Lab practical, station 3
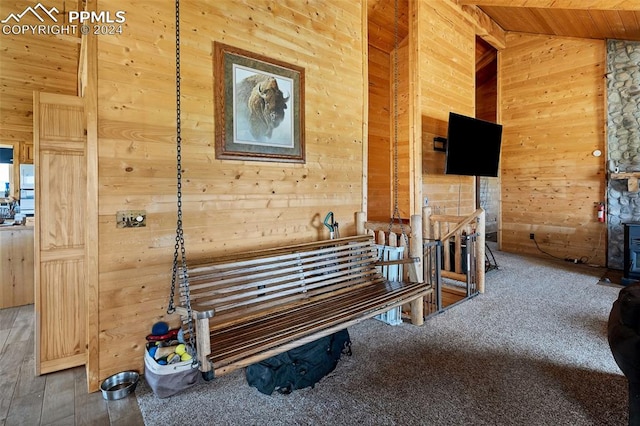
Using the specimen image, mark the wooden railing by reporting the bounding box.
[355,212,423,284]
[355,207,486,320]
[424,207,486,294]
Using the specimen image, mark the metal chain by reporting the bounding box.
[168,0,182,316]
[388,0,409,248]
[168,0,197,366]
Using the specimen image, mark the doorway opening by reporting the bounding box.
[475,36,499,243]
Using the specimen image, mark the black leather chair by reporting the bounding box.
[608,283,640,426]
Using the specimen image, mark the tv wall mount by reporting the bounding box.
[433,136,447,152]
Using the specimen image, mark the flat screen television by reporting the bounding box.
[444,112,503,177]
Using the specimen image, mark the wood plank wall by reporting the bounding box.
[396,39,411,219]
[0,0,612,390]
[500,33,606,264]
[95,0,366,384]
[367,31,410,221]
[418,0,476,216]
[476,73,497,121]
[0,1,79,194]
[367,45,391,221]
[0,228,34,308]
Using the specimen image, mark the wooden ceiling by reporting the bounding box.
[367,0,640,52]
[368,0,409,52]
[367,1,640,91]
[460,0,640,41]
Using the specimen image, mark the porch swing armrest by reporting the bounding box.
[374,257,421,267]
[174,306,216,320]
[174,305,215,378]
[375,257,423,284]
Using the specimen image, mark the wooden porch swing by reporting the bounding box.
[167,0,432,381]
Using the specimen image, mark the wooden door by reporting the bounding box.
[33,92,87,374]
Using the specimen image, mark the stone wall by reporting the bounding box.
[607,39,640,269]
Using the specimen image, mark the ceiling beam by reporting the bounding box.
[457,0,640,10]
[477,49,497,71]
[459,4,506,49]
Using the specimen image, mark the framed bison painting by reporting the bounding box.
[214,42,305,163]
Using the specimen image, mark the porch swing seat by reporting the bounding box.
[174,235,431,379]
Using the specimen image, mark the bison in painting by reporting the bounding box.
[235,74,290,142]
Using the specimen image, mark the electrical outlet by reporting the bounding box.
[117,210,146,228]
[529,233,535,240]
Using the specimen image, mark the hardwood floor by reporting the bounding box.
[0,305,144,426]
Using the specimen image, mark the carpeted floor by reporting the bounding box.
[136,247,628,426]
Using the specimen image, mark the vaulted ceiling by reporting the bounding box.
[367,0,640,54]
[460,1,640,41]
[368,0,640,88]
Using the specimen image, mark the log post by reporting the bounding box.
[443,223,451,272]
[175,307,213,379]
[422,206,432,241]
[410,297,424,326]
[196,316,213,378]
[356,211,366,236]
[410,214,423,283]
[454,229,462,273]
[476,209,486,294]
[422,206,432,287]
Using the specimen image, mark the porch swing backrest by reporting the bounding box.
[174,235,431,378]
[184,236,382,327]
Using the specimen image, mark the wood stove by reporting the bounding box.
[623,222,640,285]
